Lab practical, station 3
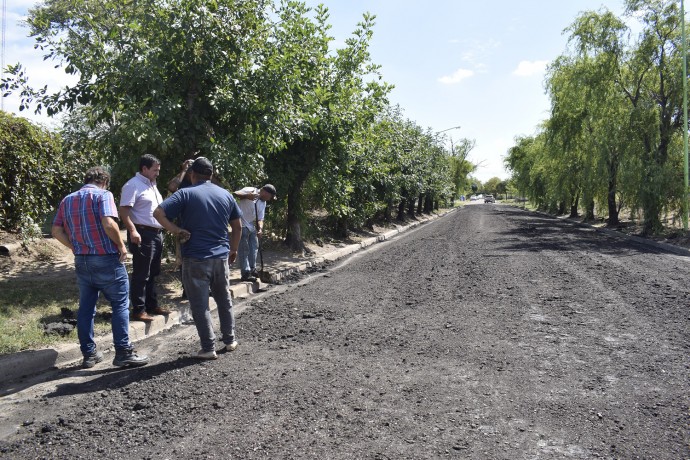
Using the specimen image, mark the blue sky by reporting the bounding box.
[2,0,630,182]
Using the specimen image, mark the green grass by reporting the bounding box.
[0,269,181,355]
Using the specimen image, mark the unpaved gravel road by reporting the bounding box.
[0,204,688,459]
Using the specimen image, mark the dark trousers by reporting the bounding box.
[128,229,163,314]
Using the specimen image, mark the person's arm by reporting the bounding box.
[153,206,190,242]
[51,225,74,252]
[256,218,264,236]
[234,187,259,200]
[119,206,141,245]
[168,159,193,193]
[101,216,128,263]
[228,218,242,264]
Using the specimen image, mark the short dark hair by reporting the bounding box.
[139,154,161,171]
[84,166,110,186]
[190,157,213,176]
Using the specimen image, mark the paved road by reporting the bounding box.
[0,204,688,459]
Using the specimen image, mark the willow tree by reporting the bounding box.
[590,1,685,234]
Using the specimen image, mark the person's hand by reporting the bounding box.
[118,245,128,263]
[130,230,142,245]
[228,250,237,264]
[181,159,193,172]
[178,229,191,244]
[257,228,263,236]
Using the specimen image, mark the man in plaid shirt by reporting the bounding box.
[52,166,149,369]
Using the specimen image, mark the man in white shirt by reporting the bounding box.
[234,184,277,281]
[120,154,169,322]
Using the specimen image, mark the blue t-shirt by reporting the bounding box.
[160,181,242,259]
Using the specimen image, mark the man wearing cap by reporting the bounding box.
[233,184,277,281]
[120,154,169,322]
[153,157,243,359]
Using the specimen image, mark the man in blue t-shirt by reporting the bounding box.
[154,157,242,360]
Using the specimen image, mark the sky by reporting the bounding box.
[1,0,631,183]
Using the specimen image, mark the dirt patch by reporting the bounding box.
[0,235,74,280]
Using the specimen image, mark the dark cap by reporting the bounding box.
[191,157,213,175]
[261,184,277,198]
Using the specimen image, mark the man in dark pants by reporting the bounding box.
[120,154,170,322]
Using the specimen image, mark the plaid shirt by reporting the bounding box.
[53,184,120,255]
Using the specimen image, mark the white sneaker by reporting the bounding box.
[192,349,218,360]
[225,341,238,352]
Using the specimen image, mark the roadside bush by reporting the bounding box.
[0,111,88,236]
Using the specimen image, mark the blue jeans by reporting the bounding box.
[182,257,236,352]
[74,254,132,355]
[238,226,258,277]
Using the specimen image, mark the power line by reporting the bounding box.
[1,0,6,111]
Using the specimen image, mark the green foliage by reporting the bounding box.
[506,1,687,232]
[0,111,87,235]
[1,0,474,244]
[5,0,272,188]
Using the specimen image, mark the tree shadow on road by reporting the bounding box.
[494,207,683,256]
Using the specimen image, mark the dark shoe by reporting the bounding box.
[191,349,218,360]
[82,351,103,369]
[131,311,155,322]
[240,274,257,282]
[148,306,171,315]
[113,348,149,367]
[250,269,260,278]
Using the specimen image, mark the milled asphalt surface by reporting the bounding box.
[0,212,451,391]
[1,204,687,393]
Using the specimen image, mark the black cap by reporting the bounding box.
[261,184,277,198]
[191,157,213,175]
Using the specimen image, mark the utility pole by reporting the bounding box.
[1,0,6,112]
[682,0,689,230]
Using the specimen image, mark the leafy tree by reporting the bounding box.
[0,111,87,236]
[3,0,271,188]
[262,4,390,249]
[483,177,503,196]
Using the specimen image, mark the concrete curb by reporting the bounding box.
[0,208,456,388]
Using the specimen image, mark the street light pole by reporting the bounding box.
[437,125,461,155]
[437,125,461,134]
[682,0,689,230]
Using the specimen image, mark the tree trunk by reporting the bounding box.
[424,193,433,213]
[407,195,416,217]
[385,198,393,222]
[558,201,566,215]
[584,198,595,221]
[397,189,407,221]
[285,183,306,252]
[416,193,424,215]
[569,191,580,218]
[334,217,348,238]
[267,139,319,252]
[606,159,620,226]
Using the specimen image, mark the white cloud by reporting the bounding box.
[512,60,548,77]
[438,68,474,85]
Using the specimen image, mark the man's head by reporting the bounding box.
[259,184,277,202]
[189,157,213,182]
[139,154,161,182]
[84,166,111,188]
